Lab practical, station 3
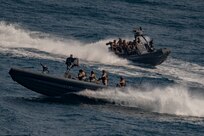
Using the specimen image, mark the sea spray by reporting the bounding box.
[0,21,128,65]
[0,47,64,61]
[1,21,204,89]
[78,85,204,117]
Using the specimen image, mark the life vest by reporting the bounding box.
[101,72,108,85]
[78,71,86,80]
[120,79,126,87]
[90,73,96,82]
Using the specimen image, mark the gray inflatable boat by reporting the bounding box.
[106,28,171,66]
[9,67,107,96]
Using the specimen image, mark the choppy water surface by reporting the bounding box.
[0,0,204,135]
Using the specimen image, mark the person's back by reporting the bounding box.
[66,54,74,69]
[117,38,122,46]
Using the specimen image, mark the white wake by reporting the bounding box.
[79,85,204,117]
[1,21,204,86]
[0,21,128,65]
[1,21,204,117]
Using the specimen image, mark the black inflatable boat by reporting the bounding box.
[9,67,107,97]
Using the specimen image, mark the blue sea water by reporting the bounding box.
[0,0,204,135]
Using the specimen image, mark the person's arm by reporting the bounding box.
[102,73,106,78]
[78,73,82,78]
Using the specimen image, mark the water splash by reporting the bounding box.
[96,58,204,87]
[79,85,204,117]
[0,21,128,65]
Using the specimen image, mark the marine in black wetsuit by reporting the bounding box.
[65,54,79,70]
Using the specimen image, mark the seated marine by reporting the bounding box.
[98,70,108,86]
[118,76,126,87]
[149,39,154,51]
[111,40,117,51]
[117,38,123,46]
[78,69,86,81]
[116,76,126,87]
[89,71,97,83]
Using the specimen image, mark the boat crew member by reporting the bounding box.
[40,63,49,74]
[149,39,154,51]
[122,40,129,54]
[117,38,123,46]
[65,54,75,70]
[89,71,97,83]
[139,26,143,31]
[134,27,143,41]
[78,69,86,81]
[98,70,108,86]
[112,40,117,51]
[115,38,123,53]
[106,40,118,52]
[136,37,141,44]
[118,76,126,87]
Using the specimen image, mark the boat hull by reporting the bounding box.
[115,48,171,66]
[9,68,106,96]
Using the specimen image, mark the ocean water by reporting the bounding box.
[0,0,204,135]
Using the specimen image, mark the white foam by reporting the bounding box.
[97,57,204,86]
[156,58,204,85]
[0,21,128,65]
[1,22,204,117]
[79,85,204,117]
[0,47,63,61]
[1,22,203,86]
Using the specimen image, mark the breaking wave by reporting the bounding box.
[0,21,128,65]
[79,85,204,117]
